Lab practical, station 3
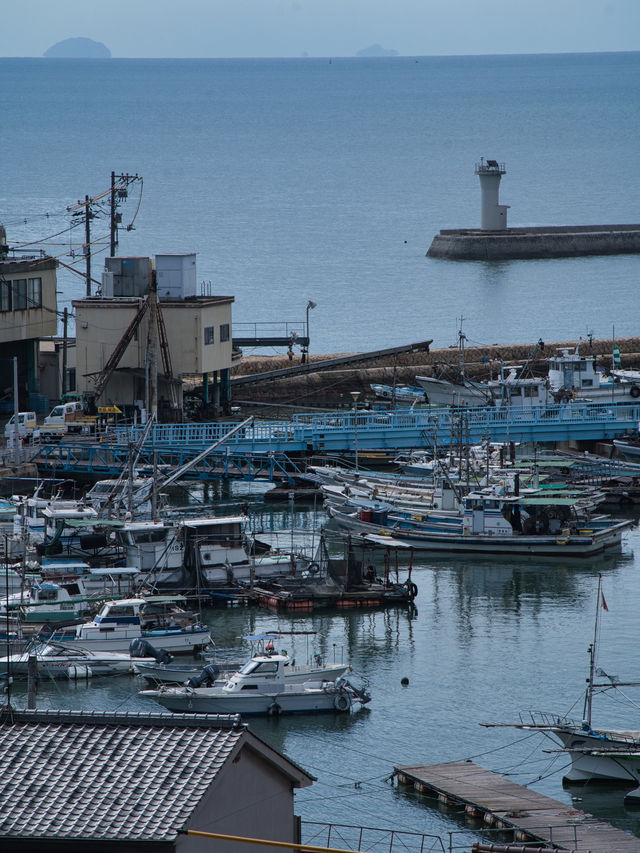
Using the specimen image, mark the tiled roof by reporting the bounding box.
[0,708,246,842]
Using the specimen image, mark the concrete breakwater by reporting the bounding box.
[231,336,640,408]
[427,224,640,260]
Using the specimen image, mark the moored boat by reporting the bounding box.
[139,649,370,716]
[47,596,212,654]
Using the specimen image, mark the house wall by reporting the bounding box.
[73,296,233,406]
[0,259,58,343]
[178,745,299,853]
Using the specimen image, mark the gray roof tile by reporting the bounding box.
[0,708,247,842]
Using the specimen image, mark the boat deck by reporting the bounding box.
[394,761,640,852]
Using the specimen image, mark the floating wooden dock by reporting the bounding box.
[394,761,640,852]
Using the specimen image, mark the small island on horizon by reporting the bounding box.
[44,37,111,58]
[356,44,399,57]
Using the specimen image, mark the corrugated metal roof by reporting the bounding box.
[0,709,250,842]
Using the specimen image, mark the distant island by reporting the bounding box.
[43,38,111,58]
[356,44,399,57]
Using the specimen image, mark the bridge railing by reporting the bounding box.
[111,400,640,450]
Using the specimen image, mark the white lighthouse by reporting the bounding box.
[475,158,509,230]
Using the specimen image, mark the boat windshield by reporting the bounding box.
[238,659,279,676]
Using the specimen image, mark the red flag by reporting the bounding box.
[601,591,609,611]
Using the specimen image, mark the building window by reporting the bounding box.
[66,368,76,392]
[0,281,11,312]
[220,323,230,342]
[12,279,27,310]
[204,326,215,345]
[28,277,42,307]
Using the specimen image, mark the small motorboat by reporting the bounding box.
[134,634,351,685]
[139,649,370,716]
[47,596,212,654]
[0,640,147,679]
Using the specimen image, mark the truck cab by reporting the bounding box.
[4,411,38,443]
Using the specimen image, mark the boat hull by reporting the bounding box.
[50,626,212,654]
[328,507,631,557]
[141,684,357,715]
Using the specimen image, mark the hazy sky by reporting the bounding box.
[3,0,639,58]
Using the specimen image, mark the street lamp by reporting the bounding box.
[306,300,317,358]
[350,390,361,472]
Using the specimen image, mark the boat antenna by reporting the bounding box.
[583,574,604,728]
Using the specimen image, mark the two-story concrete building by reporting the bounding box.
[73,254,234,420]
[0,226,58,412]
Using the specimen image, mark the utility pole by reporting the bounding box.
[62,307,68,396]
[148,272,158,420]
[84,195,91,296]
[109,172,142,257]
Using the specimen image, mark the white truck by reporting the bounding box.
[40,401,97,440]
[4,411,39,445]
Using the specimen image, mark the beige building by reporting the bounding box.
[0,228,59,412]
[73,292,234,417]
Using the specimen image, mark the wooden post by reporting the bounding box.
[27,654,37,709]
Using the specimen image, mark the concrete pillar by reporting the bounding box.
[203,372,209,404]
[475,158,509,230]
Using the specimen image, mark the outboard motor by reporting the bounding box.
[187,663,220,688]
[129,638,173,664]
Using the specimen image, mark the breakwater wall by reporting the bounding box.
[231,336,640,408]
[427,224,640,260]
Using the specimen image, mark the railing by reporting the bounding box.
[233,320,307,340]
[302,822,446,853]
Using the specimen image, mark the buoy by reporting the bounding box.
[401,677,409,686]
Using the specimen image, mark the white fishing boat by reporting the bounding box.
[484,577,640,802]
[47,596,212,654]
[0,640,144,679]
[134,632,351,685]
[139,649,370,716]
[416,344,640,408]
[0,579,98,624]
[370,383,425,403]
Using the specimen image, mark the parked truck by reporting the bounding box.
[40,401,98,439]
[4,411,39,445]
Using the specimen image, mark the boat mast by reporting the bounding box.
[583,574,603,728]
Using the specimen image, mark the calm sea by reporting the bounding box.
[2,52,640,352]
[4,53,640,843]
[7,484,640,844]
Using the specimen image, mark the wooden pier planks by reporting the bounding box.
[394,761,640,852]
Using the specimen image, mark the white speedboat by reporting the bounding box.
[0,640,144,678]
[47,596,211,654]
[134,636,351,685]
[139,650,370,716]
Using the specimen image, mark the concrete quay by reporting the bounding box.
[230,336,640,408]
[427,223,640,260]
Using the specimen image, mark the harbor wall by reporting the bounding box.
[427,224,640,260]
[230,336,640,408]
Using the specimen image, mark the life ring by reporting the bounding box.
[267,701,281,717]
[334,692,351,712]
[630,385,640,399]
[307,562,320,574]
[407,582,418,599]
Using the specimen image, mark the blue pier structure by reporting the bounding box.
[32,400,640,482]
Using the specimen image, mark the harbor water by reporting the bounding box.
[2,52,640,351]
[6,482,640,845]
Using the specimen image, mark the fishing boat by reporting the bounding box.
[370,383,426,404]
[0,639,145,679]
[484,577,640,802]
[327,483,632,558]
[134,632,351,685]
[0,579,99,624]
[415,344,640,408]
[139,648,370,716]
[47,596,212,654]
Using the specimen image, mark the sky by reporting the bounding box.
[2,0,639,58]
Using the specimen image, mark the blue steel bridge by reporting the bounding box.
[32,400,640,482]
